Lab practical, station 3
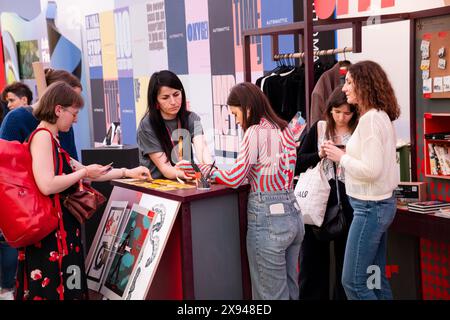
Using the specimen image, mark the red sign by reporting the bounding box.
[314,0,336,19]
[315,0,396,19]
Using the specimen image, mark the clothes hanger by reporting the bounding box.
[339,47,351,67]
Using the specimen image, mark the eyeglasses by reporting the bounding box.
[63,107,79,119]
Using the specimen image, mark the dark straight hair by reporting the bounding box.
[2,81,33,104]
[324,85,358,140]
[145,70,190,164]
[226,82,287,131]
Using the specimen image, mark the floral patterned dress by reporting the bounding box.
[15,143,88,300]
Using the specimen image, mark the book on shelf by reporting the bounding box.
[427,143,450,175]
[433,145,450,175]
[428,143,440,175]
[424,132,450,140]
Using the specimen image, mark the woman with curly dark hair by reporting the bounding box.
[323,61,400,300]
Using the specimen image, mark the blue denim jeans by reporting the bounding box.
[246,190,304,300]
[342,194,396,300]
[0,235,18,289]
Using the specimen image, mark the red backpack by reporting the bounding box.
[0,128,60,248]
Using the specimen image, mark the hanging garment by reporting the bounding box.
[310,61,350,124]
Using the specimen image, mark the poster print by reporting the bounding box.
[233,0,263,75]
[86,201,128,292]
[165,0,188,74]
[212,74,240,160]
[124,194,181,300]
[185,0,211,74]
[101,204,155,300]
[261,0,294,73]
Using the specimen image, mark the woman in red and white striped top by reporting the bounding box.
[178,82,304,300]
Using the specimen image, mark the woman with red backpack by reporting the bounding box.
[15,82,150,300]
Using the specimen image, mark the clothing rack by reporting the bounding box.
[242,2,450,181]
[273,47,353,61]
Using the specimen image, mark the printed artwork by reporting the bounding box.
[125,194,181,300]
[86,201,128,292]
[17,40,40,79]
[118,178,196,191]
[101,203,155,300]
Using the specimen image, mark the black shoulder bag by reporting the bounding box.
[312,163,348,242]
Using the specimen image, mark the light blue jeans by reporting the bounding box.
[246,190,304,300]
[342,194,396,300]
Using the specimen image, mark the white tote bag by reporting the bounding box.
[294,160,331,226]
[294,121,330,226]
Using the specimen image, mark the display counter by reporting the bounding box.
[89,180,251,300]
[387,209,450,300]
[390,209,450,243]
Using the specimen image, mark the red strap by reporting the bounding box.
[29,128,67,300]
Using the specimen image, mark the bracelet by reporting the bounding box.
[121,168,127,178]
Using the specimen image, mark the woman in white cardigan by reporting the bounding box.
[323,60,400,300]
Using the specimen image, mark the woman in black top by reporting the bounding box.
[296,85,358,300]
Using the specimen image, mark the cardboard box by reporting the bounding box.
[394,182,427,210]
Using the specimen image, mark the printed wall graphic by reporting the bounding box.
[125,194,181,300]
[129,3,152,77]
[17,40,39,79]
[46,1,82,79]
[99,11,118,80]
[134,76,150,127]
[1,8,48,99]
[208,0,235,75]
[212,74,239,160]
[86,201,129,292]
[114,7,137,145]
[104,79,120,129]
[185,0,211,74]
[165,0,188,74]
[261,0,294,73]
[85,13,106,143]
[2,30,20,84]
[233,0,263,75]
[101,203,155,300]
[146,0,168,71]
[183,74,215,155]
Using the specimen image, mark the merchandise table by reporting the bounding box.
[92,180,251,300]
[390,209,450,243]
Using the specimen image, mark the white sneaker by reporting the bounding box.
[0,289,15,300]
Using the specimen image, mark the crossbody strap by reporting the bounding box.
[28,128,67,300]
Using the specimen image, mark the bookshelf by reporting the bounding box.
[423,113,450,179]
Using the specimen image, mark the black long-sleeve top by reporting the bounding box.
[295,121,321,175]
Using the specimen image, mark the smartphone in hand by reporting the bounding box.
[334,144,345,149]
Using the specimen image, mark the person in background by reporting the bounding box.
[0,99,7,127]
[0,68,80,160]
[137,70,212,180]
[16,81,150,300]
[1,82,33,111]
[296,85,358,300]
[324,60,400,300]
[0,82,34,300]
[178,82,304,300]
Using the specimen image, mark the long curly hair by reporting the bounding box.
[348,61,400,121]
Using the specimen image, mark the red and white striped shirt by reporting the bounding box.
[199,118,297,192]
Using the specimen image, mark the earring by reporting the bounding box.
[156,104,160,110]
